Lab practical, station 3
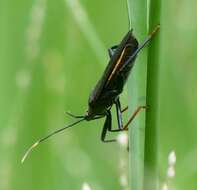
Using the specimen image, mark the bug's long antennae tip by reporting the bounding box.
[21,141,39,164]
[21,118,85,164]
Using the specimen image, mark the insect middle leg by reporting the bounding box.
[101,110,116,143]
[101,106,146,143]
[121,106,128,113]
[115,98,123,130]
[109,105,146,132]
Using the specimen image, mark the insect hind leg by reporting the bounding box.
[101,106,146,143]
[123,106,146,130]
[109,105,146,132]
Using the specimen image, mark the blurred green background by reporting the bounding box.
[0,0,197,190]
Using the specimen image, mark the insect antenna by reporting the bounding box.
[21,118,85,163]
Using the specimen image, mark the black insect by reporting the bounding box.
[22,25,160,163]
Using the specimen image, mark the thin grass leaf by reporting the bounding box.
[143,0,161,189]
[127,0,148,190]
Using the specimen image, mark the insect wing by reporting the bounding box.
[89,31,138,105]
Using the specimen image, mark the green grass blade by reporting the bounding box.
[127,0,148,190]
[144,0,161,189]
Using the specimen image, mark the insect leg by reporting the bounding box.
[115,98,123,130]
[108,106,146,133]
[121,106,128,113]
[65,111,84,119]
[106,101,128,133]
[123,106,146,130]
[120,25,160,72]
[101,110,116,143]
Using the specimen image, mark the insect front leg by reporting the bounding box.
[101,110,116,143]
[65,112,84,119]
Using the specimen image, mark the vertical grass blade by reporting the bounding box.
[144,0,161,189]
[127,0,148,190]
